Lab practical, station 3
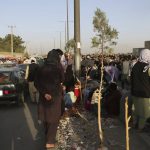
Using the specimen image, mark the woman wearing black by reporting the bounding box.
[34,49,64,149]
[63,64,76,93]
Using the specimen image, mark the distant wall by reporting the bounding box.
[0,52,23,57]
[145,41,150,49]
[132,48,144,56]
[132,41,150,56]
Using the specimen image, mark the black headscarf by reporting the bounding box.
[45,49,63,65]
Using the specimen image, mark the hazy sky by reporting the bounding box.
[0,0,150,54]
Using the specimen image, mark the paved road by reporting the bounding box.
[103,122,150,150]
[0,101,45,150]
[0,100,150,150]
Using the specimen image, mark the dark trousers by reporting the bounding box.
[44,122,59,144]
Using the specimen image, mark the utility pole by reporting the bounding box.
[66,0,69,42]
[74,0,81,78]
[60,32,62,49]
[8,25,16,56]
[54,38,56,49]
[64,21,67,45]
[58,21,67,45]
[25,41,30,55]
[59,20,73,50]
[57,31,63,49]
[40,44,43,56]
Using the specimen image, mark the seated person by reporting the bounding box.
[103,82,122,117]
[64,87,77,109]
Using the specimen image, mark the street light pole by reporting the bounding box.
[58,21,67,45]
[57,31,63,49]
[74,0,81,78]
[66,0,69,42]
[25,41,30,54]
[54,38,56,49]
[60,32,62,49]
[65,21,67,45]
[8,25,16,56]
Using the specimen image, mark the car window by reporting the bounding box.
[0,72,10,83]
[19,64,27,70]
[17,71,23,79]
[10,72,15,82]
[10,72,19,83]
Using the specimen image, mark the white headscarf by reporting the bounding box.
[139,49,150,72]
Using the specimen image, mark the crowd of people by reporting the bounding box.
[0,56,21,64]
[80,50,150,131]
[1,48,150,149]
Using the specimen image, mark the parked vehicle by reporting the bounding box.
[18,64,29,98]
[0,67,25,105]
[18,63,29,74]
[0,63,17,68]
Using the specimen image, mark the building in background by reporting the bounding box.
[132,40,150,56]
[145,41,150,49]
[132,48,144,56]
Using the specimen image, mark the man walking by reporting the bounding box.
[25,59,39,103]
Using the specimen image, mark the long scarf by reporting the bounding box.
[139,49,150,72]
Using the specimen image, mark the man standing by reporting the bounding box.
[131,49,150,129]
[25,59,39,103]
[122,56,130,89]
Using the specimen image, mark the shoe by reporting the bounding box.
[46,147,55,150]
[46,144,55,149]
[46,148,55,150]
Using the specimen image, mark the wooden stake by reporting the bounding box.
[98,34,104,148]
[98,60,104,147]
[125,97,131,150]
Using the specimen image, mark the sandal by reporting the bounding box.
[46,148,55,150]
[46,144,55,149]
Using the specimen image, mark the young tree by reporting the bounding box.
[65,38,75,52]
[106,47,114,55]
[92,8,118,53]
[91,8,118,149]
